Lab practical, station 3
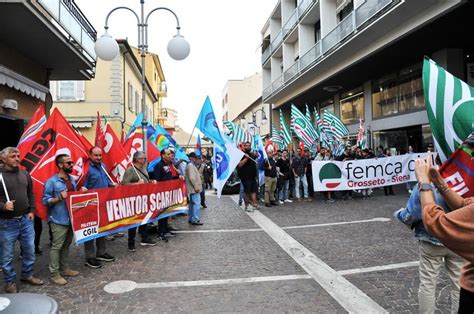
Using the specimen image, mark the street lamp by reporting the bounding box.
[252,108,268,125]
[94,0,190,155]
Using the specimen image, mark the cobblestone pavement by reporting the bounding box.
[1,186,455,313]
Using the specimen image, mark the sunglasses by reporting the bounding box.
[63,161,74,165]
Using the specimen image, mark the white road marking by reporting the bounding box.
[175,228,262,234]
[247,210,387,313]
[175,217,390,234]
[338,261,419,276]
[281,218,390,230]
[104,261,420,294]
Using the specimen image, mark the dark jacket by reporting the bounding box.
[263,157,277,178]
[0,165,35,218]
[152,159,180,182]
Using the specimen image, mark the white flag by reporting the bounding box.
[212,132,244,198]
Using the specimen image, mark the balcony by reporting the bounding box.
[261,0,319,65]
[0,0,97,80]
[263,0,397,101]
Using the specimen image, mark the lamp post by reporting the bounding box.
[251,108,268,136]
[94,0,190,156]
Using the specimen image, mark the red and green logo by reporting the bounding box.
[319,163,342,189]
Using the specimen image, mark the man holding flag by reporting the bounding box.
[0,147,44,293]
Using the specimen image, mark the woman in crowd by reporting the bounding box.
[415,134,474,312]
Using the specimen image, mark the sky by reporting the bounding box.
[76,0,277,134]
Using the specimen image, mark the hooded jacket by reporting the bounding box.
[0,164,35,218]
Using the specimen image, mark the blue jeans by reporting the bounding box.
[294,175,308,199]
[188,193,201,223]
[0,215,35,283]
[279,179,290,201]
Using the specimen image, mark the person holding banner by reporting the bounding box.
[122,151,157,252]
[0,147,44,293]
[43,154,82,285]
[151,148,182,242]
[82,147,116,269]
[415,137,474,313]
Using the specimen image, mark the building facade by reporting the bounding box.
[222,72,271,138]
[52,40,166,142]
[261,0,473,153]
[0,0,96,149]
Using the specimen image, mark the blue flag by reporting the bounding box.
[195,96,225,147]
[196,134,202,157]
[255,135,267,186]
[125,113,155,141]
[147,124,189,171]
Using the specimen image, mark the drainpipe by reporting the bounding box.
[122,50,129,132]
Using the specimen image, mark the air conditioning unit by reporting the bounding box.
[1,99,18,110]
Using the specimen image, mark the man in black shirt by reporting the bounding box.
[276,150,292,203]
[263,148,278,207]
[237,142,258,212]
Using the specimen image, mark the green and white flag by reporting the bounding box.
[422,56,474,162]
[279,109,292,147]
[323,110,349,139]
[223,120,252,144]
[291,104,318,148]
[271,124,285,149]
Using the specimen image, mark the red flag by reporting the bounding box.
[94,112,105,148]
[123,128,160,163]
[101,124,131,183]
[299,141,305,152]
[18,102,46,147]
[439,147,474,197]
[19,108,90,219]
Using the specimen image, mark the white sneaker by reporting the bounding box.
[279,200,284,204]
[284,199,293,203]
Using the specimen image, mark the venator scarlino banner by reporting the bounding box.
[67,179,187,244]
[312,153,435,191]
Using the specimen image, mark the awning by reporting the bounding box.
[0,65,49,101]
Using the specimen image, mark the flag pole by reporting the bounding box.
[0,173,10,202]
[101,165,117,185]
[185,125,197,151]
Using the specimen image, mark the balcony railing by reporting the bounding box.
[322,12,355,54]
[262,46,271,64]
[284,59,300,83]
[282,10,298,38]
[38,0,97,61]
[261,0,319,65]
[263,0,397,101]
[300,41,321,71]
[270,29,283,52]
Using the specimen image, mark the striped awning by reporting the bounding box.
[0,65,49,101]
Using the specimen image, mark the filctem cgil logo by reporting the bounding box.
[319,163,342,189]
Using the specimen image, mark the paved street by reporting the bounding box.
[2,186,455,313]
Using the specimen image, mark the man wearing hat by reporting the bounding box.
[186,152,203,225]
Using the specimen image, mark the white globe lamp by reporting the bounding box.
[167,32,190,61]
[94,31,119,61]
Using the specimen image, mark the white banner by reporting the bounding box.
[312,153,436,191]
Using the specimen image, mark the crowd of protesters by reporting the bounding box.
[236,141,422,211]
[0,145,213,293]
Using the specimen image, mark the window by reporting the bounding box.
[128,83,133,112]
[372,63,424,119]
[319,99,334,114]
[337,0,353,22]
[55,81,85,101]
[340,87,364,125]
[314,21,321,43]
[135,91,140,114]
